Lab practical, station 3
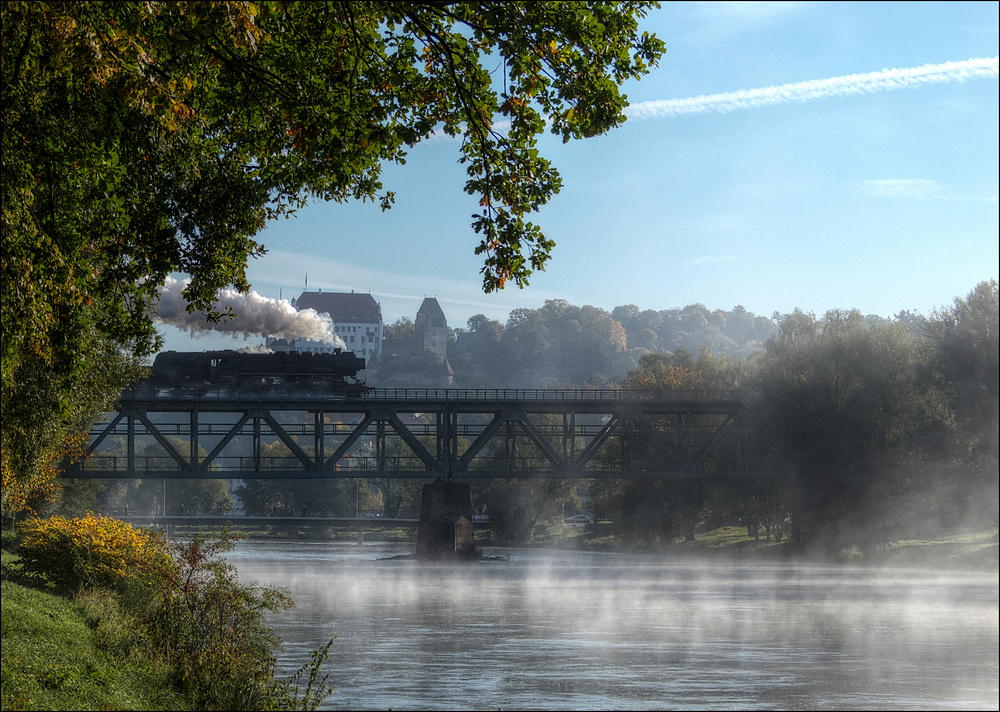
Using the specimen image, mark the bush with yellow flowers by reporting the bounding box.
[16,514,174,594]
[12,516,332,710]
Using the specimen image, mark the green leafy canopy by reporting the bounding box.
[1,1,664,383]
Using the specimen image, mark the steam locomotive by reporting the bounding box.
[144,349,369,396]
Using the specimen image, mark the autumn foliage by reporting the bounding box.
[0,434,88,518]
[16,514,173,593]
[11,516,322,709]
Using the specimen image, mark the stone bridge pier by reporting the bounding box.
[416,479,476,559]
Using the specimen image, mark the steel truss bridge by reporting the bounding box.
[64,387,767,480]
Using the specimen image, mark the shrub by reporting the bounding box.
[278,638,335,712]
[149,531,294,711]
[16,514,173,594]
[14,518,330,710]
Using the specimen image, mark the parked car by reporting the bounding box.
[564,514,592,524]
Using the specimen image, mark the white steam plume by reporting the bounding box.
[626,57,999,120]
[154,277,346,347]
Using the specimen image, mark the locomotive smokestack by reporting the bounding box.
[153,276,346,347]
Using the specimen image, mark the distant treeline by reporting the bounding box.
[375,298,922,389]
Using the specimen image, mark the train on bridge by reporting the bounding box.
[143,350,369,396]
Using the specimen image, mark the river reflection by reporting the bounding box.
[227,540,998,711]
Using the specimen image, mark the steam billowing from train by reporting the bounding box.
[153,276,346,348]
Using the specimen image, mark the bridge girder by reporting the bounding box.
[64,388,767,480]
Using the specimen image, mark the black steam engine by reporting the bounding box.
[145,350,369,397]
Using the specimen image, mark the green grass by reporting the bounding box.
[553,522,999,568]
[866,530,999,569]
[1,576,190,711]
[2,524,334,712]
[161,523,417,542]
[617,524,795,555]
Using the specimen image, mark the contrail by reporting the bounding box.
[154,276,346,347]
[626,57,999,120]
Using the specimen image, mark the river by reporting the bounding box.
[227,540,998,710]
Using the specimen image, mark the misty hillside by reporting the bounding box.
[374,298,920,389]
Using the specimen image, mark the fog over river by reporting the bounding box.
[227,541,998,711]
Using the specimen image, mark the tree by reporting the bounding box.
[616,348,738,542]
[922,280,999,527]
[575,305,627,377]
[368,476,425,519]
[95,436,233,515]
[467,314,497,333]
[1,336,144,520]
[622,350,706,391]
[607,478,703,546]
[924,281,999,465]
[611,304,640,327]
[383,317,417,355]
[752,309,943,547]
[235,477,356,517]
[474,477,572,546]
[3,2,663,509]
[497,307,548,379]
[2,1,664,387]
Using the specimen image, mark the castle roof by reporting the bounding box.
[416,297,447,329]
[295,291,381,324]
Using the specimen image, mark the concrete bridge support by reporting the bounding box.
[416,480,476,559]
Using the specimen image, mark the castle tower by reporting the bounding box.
[415,297,449,361]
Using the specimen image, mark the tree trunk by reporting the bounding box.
[682,510,696,542]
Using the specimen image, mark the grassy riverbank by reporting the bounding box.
[1,553,189,711]
[141,520,1000,571]
[856,529,999,569]
[537,524,1000,570]
[2,518,331,712]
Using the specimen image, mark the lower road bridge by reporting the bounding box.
[117,515,421,528]
[115,514,491,546]
[64,387,766,481]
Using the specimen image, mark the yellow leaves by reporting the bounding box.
[18,513,174,592]
[54,16,78,43]
[499,96,528,115]
[172,101,196,120]
[158,75,198,124]
[0,452,35,516]
[167,75,195,94]
[0,433,84,516]
[644,365,706,391]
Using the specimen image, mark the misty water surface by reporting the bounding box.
[228,541,998,711]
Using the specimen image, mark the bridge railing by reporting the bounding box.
[120,385,741,403]
[366,388,738,401]
[76,454,624,475]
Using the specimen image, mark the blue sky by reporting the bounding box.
[159,1,998,352]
